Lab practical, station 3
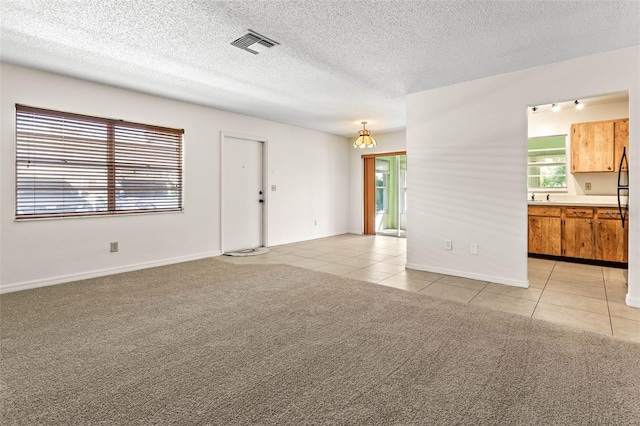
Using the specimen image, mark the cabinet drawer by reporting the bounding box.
[528,206,561,217]
[597,209,624,220]
[565,208,593,218]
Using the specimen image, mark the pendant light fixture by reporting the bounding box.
[353,121,377,149]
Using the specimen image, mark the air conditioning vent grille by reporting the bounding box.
[231,30,279,55]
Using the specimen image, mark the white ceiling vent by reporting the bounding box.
[231,30,279,55]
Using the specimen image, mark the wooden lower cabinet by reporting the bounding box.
[528,205,628,263]
[564,218,595,259]
[595,209,628,262]
[528,207,561,256]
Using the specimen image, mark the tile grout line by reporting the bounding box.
[466,282,489,305]
[530,260,555,318]
[602,266,615,336]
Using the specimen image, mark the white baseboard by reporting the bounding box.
[0,251,222,294]
[626,293,640,308]
[405,263,529,288]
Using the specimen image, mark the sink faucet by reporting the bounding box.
[530,192,550,202]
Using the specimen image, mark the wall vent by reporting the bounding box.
[231,30,279,55]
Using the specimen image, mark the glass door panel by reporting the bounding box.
[375,155,406,238]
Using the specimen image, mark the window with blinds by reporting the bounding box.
[15,105,184,219]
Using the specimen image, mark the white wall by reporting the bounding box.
[0,63,350,292]
[407,46,640,308]
[529,98,629,196]
[348,130,406,233]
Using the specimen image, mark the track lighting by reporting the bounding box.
[531,106,538,114]
[574,100,584,110]
[551,103,560,112]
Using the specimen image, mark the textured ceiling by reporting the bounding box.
[1,0,638,137]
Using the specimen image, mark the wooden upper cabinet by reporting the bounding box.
[571,118,628,173]
[571,121,615,172]
[614,119,629,172]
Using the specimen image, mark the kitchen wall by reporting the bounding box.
[348,130,406,233]
[0,63,350,292]
[528,98,629,197]
[407,45,639,307]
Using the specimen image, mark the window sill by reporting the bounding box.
[14,208,185,222]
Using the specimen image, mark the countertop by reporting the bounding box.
[527,194,620,208]
[527,201,619,208]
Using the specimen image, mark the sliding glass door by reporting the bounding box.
[374,154,406,237]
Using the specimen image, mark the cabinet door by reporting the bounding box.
[596,210,628,262]
[614,119,629,172]
[528,216,561,255]
[563,218,595,259]
[571,121,615,173]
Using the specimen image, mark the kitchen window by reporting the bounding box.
[527,135,567,190]
[15,105,184,219]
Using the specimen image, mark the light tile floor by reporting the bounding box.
[219,234,639,343]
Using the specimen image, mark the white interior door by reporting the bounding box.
[222,136,264,252]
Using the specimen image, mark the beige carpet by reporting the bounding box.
[2,258,639,425]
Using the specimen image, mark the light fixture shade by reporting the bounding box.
[353,135,377,148]
[353,121,377,148]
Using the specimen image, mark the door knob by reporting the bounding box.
[259,191,263,195]
[259,199,264,203]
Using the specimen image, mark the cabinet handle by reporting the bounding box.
[598,221,602,225]
[607,166,612,170]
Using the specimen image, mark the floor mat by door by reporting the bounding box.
[223,247,270,256]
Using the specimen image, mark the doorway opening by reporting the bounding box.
[526,92,629,279]
[363,151,406,237]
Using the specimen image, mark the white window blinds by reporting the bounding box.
[16,105,184,218]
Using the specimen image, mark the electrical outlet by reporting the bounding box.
[271,185,277,191]
[585,182,591,191]
[470,244,478,255]
[444,240,452,250]
[314,219,317,226]
[110,242,118,253]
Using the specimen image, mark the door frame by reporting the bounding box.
[220,132,269,253]
[362,151,406,235]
